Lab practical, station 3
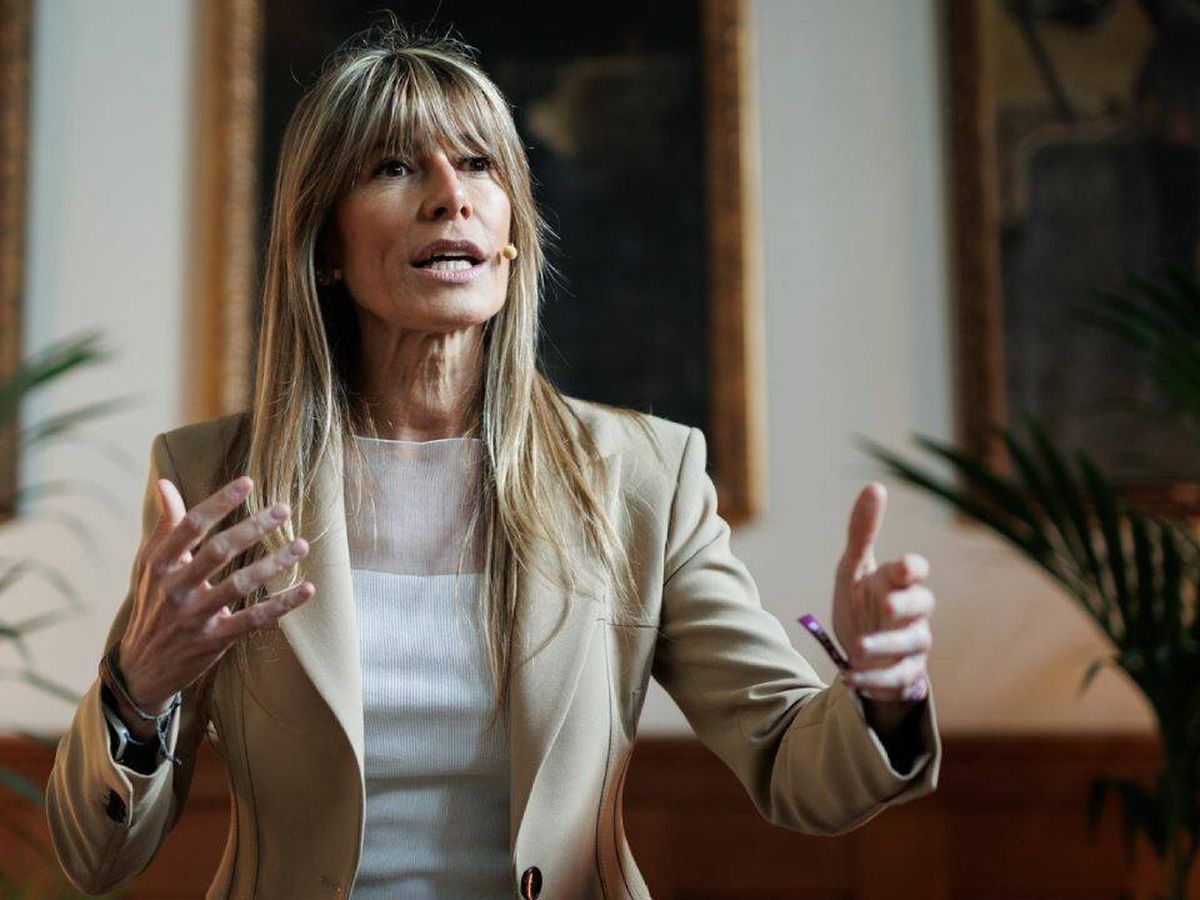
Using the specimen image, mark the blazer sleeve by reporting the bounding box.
[650,425,943,837]
[44,432,211,895]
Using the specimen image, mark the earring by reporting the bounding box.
[501,243,518,261]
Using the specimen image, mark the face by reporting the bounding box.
[323,138,513,332]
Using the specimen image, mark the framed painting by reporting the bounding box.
[0,0,31,525]
[945,0,1200,521]
[192,0,763,525]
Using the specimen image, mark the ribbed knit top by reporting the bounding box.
[346,434,510,899]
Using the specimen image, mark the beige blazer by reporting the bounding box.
[45,395,942,899]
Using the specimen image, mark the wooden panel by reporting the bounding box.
[1,734,1191,898]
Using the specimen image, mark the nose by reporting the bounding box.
[419,150,472,221]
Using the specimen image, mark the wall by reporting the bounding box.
[8,0,193,735]
[4,0,1156,737]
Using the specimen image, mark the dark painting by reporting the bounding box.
[986,0,1200,485]
[259,0,710,436]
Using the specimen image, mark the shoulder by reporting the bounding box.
[155,396,703,490]
[160,412,249,460]
[158,410,251,499]
[558,393,695,469]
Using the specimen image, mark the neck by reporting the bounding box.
[356,323,484,441]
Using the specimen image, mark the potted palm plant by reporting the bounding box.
[854,265,1200,899]
[0,328,139,898]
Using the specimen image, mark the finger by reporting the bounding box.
[846,652,927,692]
[194,534,310,617]
[155,478,188,532]
[205,581,315,645]
[853,619,932,664]
[165,501,293,599]
[177,549,216,592]
[839,482,887,581]
[875,552,930,591]
[876,583,936,628]
[857,672,929,704]
[147,476,253,580]
[135,478,187,575]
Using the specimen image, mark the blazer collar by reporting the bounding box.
[270,430,621,842]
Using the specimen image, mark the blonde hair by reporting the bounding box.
[224,16,660,727]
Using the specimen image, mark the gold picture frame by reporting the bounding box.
[192,0,763,525]
[0,0,32,525]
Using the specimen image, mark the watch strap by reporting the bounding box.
[100,683,163,771]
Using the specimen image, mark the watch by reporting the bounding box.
[100,682,164,766]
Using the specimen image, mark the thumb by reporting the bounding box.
[154,478,187,530]
[840,482,887,580]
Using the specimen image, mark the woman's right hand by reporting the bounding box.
[112,474,314,737]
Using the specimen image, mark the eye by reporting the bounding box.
[372,158,410,178]
[463,155,494,172]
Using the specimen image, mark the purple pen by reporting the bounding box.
[798,613,930,702]
[797,613,850,670]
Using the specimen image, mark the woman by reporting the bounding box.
[45,20,941,900]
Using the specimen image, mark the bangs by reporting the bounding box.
[341,54,508,185]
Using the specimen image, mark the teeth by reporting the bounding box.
[426,259,474,271]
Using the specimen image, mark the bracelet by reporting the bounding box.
[98,641,183,768]
[100,684,160,768]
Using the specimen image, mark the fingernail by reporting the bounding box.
[270,502,289,521]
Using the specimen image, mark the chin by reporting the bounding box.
[414,297,505,331]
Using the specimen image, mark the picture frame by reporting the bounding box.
[0,0,32,526]
[192,0,764,525]
[944,0,1200,522]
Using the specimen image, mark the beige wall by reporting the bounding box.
[7,0,1155,737]
[8,0,193,736]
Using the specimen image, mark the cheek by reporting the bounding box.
[483,188,513,239]
[340,198,407,258]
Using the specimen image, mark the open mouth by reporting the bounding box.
[411,254,484,270]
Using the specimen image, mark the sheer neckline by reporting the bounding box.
[352,434,484,446]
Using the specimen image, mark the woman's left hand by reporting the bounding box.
[831,482,934,705]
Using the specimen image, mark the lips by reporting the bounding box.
[410,238,486,267]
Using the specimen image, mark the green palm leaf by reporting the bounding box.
[0,330,112,424]
[864,262,1200,895]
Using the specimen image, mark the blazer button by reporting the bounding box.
[103,788,126,824]
[519,865,542,899]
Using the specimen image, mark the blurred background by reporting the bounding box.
[2,0,1199,897]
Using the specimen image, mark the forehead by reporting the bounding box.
[368,130,484,156]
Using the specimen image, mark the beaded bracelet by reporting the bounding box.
[98,642,183,768]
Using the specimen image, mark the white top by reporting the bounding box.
[346,434,510,899]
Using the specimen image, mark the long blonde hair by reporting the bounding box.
[226,16,660,725]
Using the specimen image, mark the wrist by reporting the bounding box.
[114,642,173,715]
[101,682,160,742]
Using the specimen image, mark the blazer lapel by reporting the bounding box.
[507,451,621,845]
[266,430,621,847]
[274,439,366,778]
